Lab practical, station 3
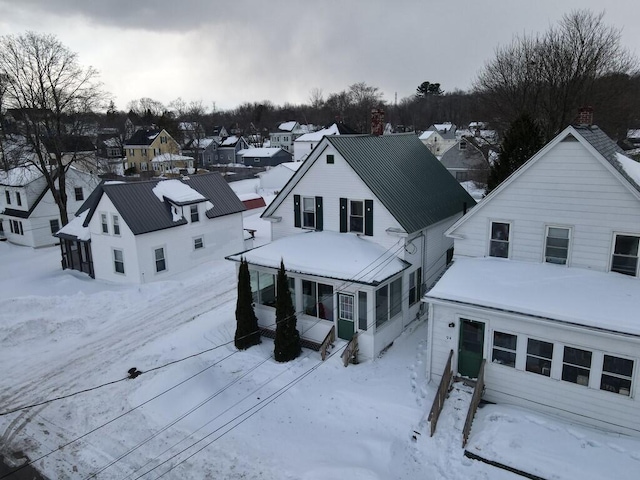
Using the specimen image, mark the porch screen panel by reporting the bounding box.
[375,285,388,327]
[258,272,276,307]
[318,283,333,320]
[302,280,317,316]
[389,278,402,318]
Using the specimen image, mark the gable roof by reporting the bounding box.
[445,124,640,236]
[440,139,488,170]
[263,134,475,234]
[75,173,245,236]
[125,129,161,146]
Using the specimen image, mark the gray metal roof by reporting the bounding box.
[78,173,245,235]
[326,134,476,233]
[573,125,640,194]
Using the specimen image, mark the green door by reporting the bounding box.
[458,319,485,378]
[337,293,355,340]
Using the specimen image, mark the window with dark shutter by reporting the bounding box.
[339,198,348,232]
[294,195,301,228]
[364,200,373,236]
[315,196,323,231]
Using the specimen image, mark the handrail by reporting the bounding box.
[462,359,486,447]
[428,349,454,436]
[320,325,335,361]
[341,332,359,367]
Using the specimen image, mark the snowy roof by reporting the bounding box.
[278,121,298,132]
[426,257,640,336]
[627,129,640,139]
[56,210,90,241]
[238,147,283,158]
[419,130,436,141]
[102,137,120,148]
[125,129,160,146]
[434,123,454,133]
[150,153,194,163]
[614,153,640,190]
[191,138,217,149]
[295,124,341,142]
[281,162,303,172]
[152,179,205,204]
[221,135,239,146]
[228,231,410,285]
[0,165,43,186]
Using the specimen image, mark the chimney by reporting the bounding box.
[577,106,594,126]
[371,108,384,136]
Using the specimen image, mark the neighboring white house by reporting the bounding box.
[424,124,640,435]
[0,165,100,248]
[55,173,246,284]
[419,123,457,157]
[256,162,303,191]
[269,122,313,154]
[228,134,475,360]
[292,123,358,162]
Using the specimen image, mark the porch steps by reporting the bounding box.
[258,327,323,351]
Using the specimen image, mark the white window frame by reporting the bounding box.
[610,233,639,277]
[101,213,109,234]
[492,331,517,368]
[489,221,511,258]
[525,338,553,377]
[544,225,571,265]
[190,204,199,223]
[74,187,84,201]
[112,215,121,236]
[113,248,125,274]
[338,293,355,322]
[194,236,204,250]
[349,200,364,233]
[302,197,316,229]
[561,346,592,386]
[601,354,634,396]
[154,246,167,273]
[16,191,21,206]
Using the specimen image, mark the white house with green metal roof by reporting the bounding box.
[424,124,640,435]
[227,133,475,361]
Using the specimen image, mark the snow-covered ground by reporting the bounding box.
[0,179,638,479]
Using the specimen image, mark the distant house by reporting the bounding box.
[55,173,246,283]
[238,147,292,167]
[178,121,206,148]
[293,123,359,161]
[228,134,474,360]
[123,129,180,175]
[217,136,250,164]
[183,138,220,169]
[425,124,640,435]
[150,153,195,175]
[210,126,229,143]
[0,165,100,248]
[419,123,457,157]
[269,122,314,154]
[439,137,489,184]
[257,162,303,191]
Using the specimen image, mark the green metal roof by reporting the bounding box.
[326,134,476,233]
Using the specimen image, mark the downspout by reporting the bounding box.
[426,300,434,383]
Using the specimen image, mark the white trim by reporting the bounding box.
[488,219,512,259]
[153,245,168,274]
[112,248,125,275]
[609,231,640,277]
[543,224,572,266]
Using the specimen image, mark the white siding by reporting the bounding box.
[453,140,640,271]
[424,214,459,287]
[429,301,640,435]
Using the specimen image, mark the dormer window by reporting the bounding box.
[190,204,199,222]
[16,192,21,206]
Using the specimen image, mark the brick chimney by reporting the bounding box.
[371,108,384,136]
[577,106,594,126]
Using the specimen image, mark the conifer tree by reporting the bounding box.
[486,113,544,194]
[274,260,301,362]
[234,258,260,350]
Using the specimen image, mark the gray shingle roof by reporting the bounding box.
[326,134,476,233]
[78,173,244,235]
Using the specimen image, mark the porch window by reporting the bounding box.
[74,187,84,201]
[601,355,633,396]
[350,200,364,233]
[545,226,570,265]
[113,215,120,236]
[408,268,422,305]
[154,247,167,273]
[492,331,517,367]
[303,197,315,228]
[250,270,276,307]
[287,277,296,308]
[489,221,510,258]
[190,204,199,223]
[113,249,124,274]
[16,192,21,206]
[101,214,109,234]
[358,291,368,331]
[611,234,639,276]
[302,280,333,320]
[562,346,592,386]
[375,285,389,328]
[389,277,402,318]
[50,219,60,235]
[526,338,553,376]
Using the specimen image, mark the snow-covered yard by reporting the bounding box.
[0,179,638,479]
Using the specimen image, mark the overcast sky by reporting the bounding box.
[1,1,638,112]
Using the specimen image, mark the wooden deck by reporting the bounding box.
[258,316,335,353]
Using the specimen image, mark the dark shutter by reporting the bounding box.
[315,196,323,231]
[339,198,348,232]
[294,194,301,228]
[364,199,373,236]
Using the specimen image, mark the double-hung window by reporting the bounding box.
[489,222,510,258]
[408,268,422,306]
[101,214,109,234]
[194,236,204,249]
[349,200,364,233]
[562,346,592,386]
[154,247,166,273]
[526,338,553,376]
[375,277,402,328]
[112,215,120,235]
[5,191,10,205]
[545,226,570,265]
[16,192,21,206]
[190,204,199,223]
[611,234,639,276]
[50,219,60,235]
[75,187,84,201]
[601,355,633,396]
[113,249,125,274]
[492,331,517,367]
[302,197,315,228]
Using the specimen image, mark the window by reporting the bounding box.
[113,249,125,274]
[526,339,553,376]
[408,268,422,305]
[107,215,118,236]
[327,154,335,164]
[389,277,402,318]
[455,171,469,182]
[459,140,467,150]
[253,271,275,307]
[5,191,10,205]
[101,214,109,234]
[16,192,21,206]
[492,331,517,367]
[161,136,167,144]
[302,280,333,319]
[140,162,148,171]
[611,234,639,276]
[358,291,368,331]
[601,355,633,396]
[339,294,354,321]
[10,220,23,235]
[50,219,60,235]
[287,277,296,307]
[142,148,148,156]
[489,221,510,258]
[74,187,84,201]
[194,236,204,249]
[154,247,166,273]
[302,197,315,228]
[375,285,389,328]
[129,148,135,157]
[0,220,3,235]
[349,200,364,233]
[190,204,199,223]
[562,346,592,386]
[545,226,570,265]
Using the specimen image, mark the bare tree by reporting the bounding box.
[474,10,638,140]
[308,87,324,109]
[0,32,107,225]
